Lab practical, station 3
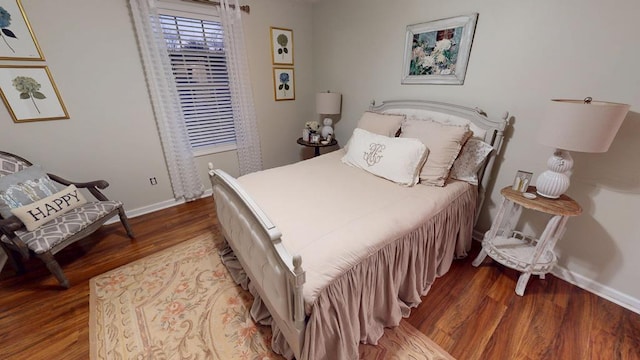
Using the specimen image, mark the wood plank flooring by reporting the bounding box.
[0,197,638,359]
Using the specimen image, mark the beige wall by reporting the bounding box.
[1,0,638,311]
[312,0,640,310]
[0,0,314,211]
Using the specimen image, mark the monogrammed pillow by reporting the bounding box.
[341,128,428,186]
[11,185,88,231]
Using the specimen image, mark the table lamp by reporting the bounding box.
[535,97,630,198]
[316,91,342,139]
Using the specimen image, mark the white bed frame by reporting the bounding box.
[208,99,508,359]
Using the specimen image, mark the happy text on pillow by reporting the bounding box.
[24,187,83,222]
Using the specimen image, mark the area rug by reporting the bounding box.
[89,233,454,360]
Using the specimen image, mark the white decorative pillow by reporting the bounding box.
[11,185,88,231]
[342,128,428,186]
[450,139,494,185]
[400,119,472,186]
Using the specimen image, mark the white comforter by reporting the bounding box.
[238,150,472,312]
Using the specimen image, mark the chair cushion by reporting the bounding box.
[1,201,122,254]
[0,165,61,218]
[0,152,30,176]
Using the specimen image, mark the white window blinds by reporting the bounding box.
[159,14,236,150]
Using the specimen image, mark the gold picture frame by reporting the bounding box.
[270,27,293,65]
[273,67,295,101]
[0,65,69,122]
[0,0,45,60]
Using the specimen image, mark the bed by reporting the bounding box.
[208,99,508,360]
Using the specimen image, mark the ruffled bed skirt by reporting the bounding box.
[220,187,476,360]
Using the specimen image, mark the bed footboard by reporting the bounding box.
[208,165,306,358]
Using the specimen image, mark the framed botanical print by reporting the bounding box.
[270,27,293,65]
[402,13,478,85]
[0,65,69,122]
[273,67,294,101]
[0,0,45,60]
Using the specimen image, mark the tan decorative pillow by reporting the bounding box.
[356,111,405,137]
[400,119,472,186]
[11,185,88,231]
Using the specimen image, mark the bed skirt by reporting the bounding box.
[220,186,476,360]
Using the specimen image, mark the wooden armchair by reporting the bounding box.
[0,151,134,288]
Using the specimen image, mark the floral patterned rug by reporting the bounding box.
[89,234,454,360]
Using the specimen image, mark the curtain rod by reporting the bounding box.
[181,0,250,14]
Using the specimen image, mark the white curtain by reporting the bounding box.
[219,0,263,175]
[129,0,204,200]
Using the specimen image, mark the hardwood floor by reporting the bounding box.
[1,197,638,359]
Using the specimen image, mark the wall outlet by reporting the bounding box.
[149,177,158,185]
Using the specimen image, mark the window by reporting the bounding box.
[159,13,236,154]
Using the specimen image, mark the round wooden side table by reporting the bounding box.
[296,137,337,157]
[472,186,582,296]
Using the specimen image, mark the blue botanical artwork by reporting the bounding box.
[0,5,17,53]
[278,72,290,95]
[0,1,44,60]
[274,68,294,101]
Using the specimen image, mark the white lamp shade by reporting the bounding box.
[316,92,341,115]
[537,99,630,153]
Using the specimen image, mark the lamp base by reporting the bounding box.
[321,117,334,139]
[535,149,573,199]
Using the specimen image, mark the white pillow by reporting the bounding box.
[11,185,88,231]
[450,139,494,185]
[342,128,428,186]
[400,119,472,186]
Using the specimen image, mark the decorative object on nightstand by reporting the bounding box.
[304,120,320,142]
[535,97,630,198]
[316,91,341,139]
[297,137,337,157]
[512,170,532,192]
[472,186,582,296]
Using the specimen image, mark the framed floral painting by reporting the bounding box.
[0,0,45,60]
[402,13,478,85]
[273,68,295,101]
[0,65,69,122]
[270,27,293,65]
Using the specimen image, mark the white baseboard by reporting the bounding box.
[472,227,640,315]
[551,266,640,315]
[105,189,213,225]
[472,229,485,242]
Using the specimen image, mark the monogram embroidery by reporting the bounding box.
[363,143,385,166]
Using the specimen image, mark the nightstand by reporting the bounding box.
[472,186,582,295]
[296,137,338,157]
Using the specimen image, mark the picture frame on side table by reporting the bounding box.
[512,170,533,192]
[270,27,293,65]
[273,67,295,101]
[0,0,45,60]
[0,65,69,122]
[401,13,478,85]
